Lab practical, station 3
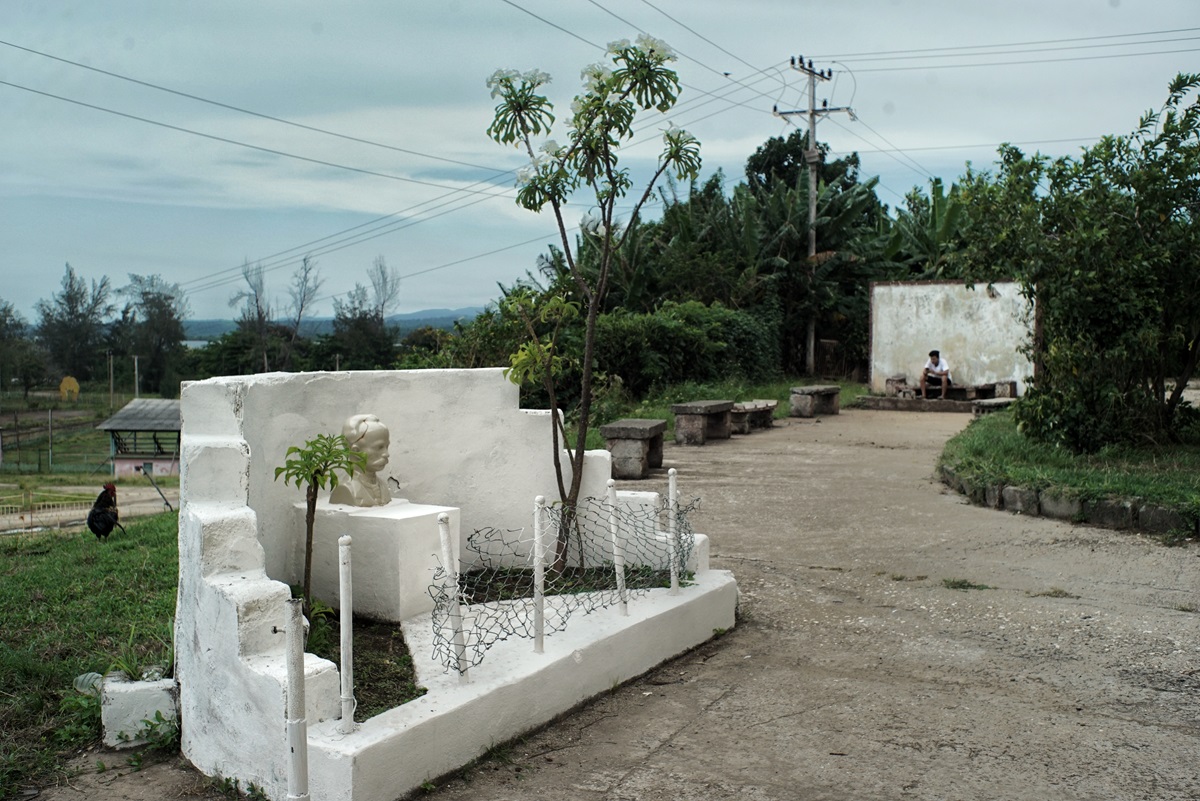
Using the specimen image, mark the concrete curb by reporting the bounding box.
[938,463,1198,538]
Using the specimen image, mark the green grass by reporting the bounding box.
[0,514,179,796]
[580,377,867,449]
[940,410,1200,515]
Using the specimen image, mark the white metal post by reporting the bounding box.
[337,535,355,734]
[437,513,469,682]
[668,467,679,595]
[285,598,310,801]
[533,495,546,654]
[607,480,628,616]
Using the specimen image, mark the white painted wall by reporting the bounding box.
[869,281,1034,394]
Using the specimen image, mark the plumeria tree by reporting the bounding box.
[487,35,702,570]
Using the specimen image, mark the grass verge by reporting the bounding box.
[939,410,1200,519]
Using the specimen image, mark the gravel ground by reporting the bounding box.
[34,409,1200,800]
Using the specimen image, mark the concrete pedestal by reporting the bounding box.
[302,499,461,622]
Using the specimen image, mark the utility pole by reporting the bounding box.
[133,354,140,399]
[774,55,854,375]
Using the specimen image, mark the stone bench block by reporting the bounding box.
[600,418,666,479]
[749,400,778,428]
[670,401,734,446]
[789,385,841,417]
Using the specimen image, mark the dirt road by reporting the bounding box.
[37,409,1200,800]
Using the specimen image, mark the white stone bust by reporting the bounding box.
[329,413,392,507]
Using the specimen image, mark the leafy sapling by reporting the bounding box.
[275,433,366,610]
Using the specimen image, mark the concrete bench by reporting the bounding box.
[789,385,841,418]
[599,419,666,479]
[670,400,734,446]
[731,400,779,434]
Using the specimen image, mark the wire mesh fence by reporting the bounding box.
[429,485,698,675]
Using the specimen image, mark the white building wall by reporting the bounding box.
[869,280,1034,394]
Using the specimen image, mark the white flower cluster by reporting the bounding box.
[605,38,631,56]
[580,63,612,94]
[635,33,675,60]
[663,124,697,147]
[486,67,552,98]
[580,211,604,236]
[516,140,565,186]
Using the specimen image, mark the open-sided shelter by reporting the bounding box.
[97,398,181,477]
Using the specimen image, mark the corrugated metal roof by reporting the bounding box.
[97,399,181,432]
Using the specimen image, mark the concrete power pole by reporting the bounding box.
[774,55,854,375]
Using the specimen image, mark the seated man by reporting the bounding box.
[920,349,953,399]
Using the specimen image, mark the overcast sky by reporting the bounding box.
[3,0,1196,321]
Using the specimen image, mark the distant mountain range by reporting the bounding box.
[184,306,485,340]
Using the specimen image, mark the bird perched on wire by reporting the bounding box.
[87,482,126,541]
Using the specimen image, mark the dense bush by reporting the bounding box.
[596,301,780,397]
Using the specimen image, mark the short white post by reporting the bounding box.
[607,479,628,616]
[337,535,355,734]
[533,495,546,654]
[437,513,469,682]
[285,598,310,801]
[668,467,680,595]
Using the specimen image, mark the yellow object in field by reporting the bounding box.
[59,376,80,401]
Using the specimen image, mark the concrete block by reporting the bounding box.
[673,413,707,445]
[306,500,460,622]
[790,385,840,416]
[1002,486,1039,515]
[1039,492,1082,521]
[984,484,1004,509]
[101,676,178,748]
[1137,504,1188,535]
[608,437,652,479]
[1083,498,1135,530]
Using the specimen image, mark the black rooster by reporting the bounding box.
[87,482,127,541]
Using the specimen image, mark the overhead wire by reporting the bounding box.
[0,79,517,198]
[814,26,1200,59]
[0,38,511,176]
[846,46,1200,73]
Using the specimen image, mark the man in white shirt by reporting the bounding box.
[920,349,952,399]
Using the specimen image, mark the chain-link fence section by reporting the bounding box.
[429,489,698,674]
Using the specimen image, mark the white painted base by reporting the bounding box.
[304,569,738,801]
[100,675,178,748]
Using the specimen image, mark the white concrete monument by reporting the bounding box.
[175,368,737,801]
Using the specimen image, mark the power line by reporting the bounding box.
[815,26,1200,59]
[0,79,517,197]
[848,45,1200,73]
[820,35,1200,65]
[852,135,1103,155]
[0,38,511,176]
